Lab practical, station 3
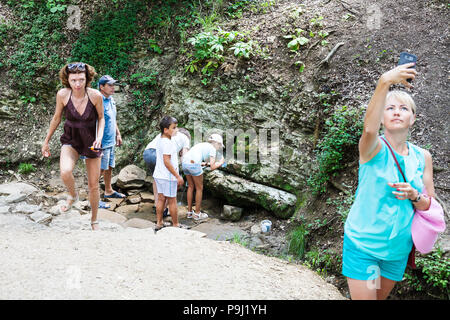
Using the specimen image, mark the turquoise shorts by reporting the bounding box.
[342,234,409,282]
[182,162,203,176]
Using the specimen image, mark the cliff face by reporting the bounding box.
[0,0,448,219]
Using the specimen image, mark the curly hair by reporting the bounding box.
[58,62,97,88]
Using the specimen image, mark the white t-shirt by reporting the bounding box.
[182,142,216,164]
[152,137,179,181]
[145,132,190,153]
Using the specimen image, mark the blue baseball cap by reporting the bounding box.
[98,75,118,86]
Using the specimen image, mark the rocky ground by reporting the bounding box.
[0,176,345,300]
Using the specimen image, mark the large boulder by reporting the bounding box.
[116,165,147,190]
[203,169,297,219]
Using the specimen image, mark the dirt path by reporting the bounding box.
[0,214,345,300]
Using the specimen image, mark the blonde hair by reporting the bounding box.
[58,62,97,88]
[386,90,417,114]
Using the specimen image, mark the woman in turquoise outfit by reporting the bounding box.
[343,63,436,299]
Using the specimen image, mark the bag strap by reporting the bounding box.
[380,136,407,183]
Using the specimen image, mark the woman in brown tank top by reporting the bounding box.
[41,62,105,230]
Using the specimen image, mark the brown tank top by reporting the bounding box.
[60,90,100,158]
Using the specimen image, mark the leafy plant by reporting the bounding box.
[404,248,450,298]
[185,28,249,76]
[283,28,309,52]
[18,163,36,174]
[229,40,255,59]
[148,39,162,54]
[46,0,66,13]
[308,105,364,194]
[303,249,336,277]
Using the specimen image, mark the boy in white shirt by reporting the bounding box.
[144,128,190,216]
[153,116,184,232]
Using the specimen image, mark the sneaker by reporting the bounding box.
[193,212,208,221]
[186,211,193,219]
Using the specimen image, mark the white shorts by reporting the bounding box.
[154,178,177,198]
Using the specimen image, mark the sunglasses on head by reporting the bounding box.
[67,62,86,72]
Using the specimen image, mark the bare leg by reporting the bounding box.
[192,174,204,214]
[376,276,396,300]
[85,157,101,230]
[167,197,178,226]
[152,180,158,203]
[103,167,114,195]
[347,277,378,300]
[185,174,194,212]
[156,193,166,227]
[59,145,79,211]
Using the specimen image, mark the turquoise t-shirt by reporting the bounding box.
[344,136,425,260]
[101,95,117,148]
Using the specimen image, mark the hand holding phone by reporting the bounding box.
[398,52,417,83]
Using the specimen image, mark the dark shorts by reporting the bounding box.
[143,148,156,175]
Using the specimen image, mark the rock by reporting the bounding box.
[97,208,127,224]
[127,194,141,204]
[29,211,52,224]
[250,224,261,234]
[123,218,155,229]
[48,204,61,216]
[140,192,155,202]
[5,193,27,204]
[116,165,147,189]
[203,169,297,219]
[0,183,38,196]
[105,198,125,207]
[0,206,11,214]
[12,202,41,214]
[115,204,139,218]
[190,221,247,241]
[221,205,243,221]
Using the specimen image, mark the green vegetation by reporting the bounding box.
[404,248,450,299]
[4,1,66,95]
[18,163,36,175]
[70,2,143,79]
[303,249,337,277]
[287,225,309,259]
[230,232,249,247]
[185,28,259,79]
[308,105,364,194]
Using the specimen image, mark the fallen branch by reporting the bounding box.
[337,0,361,17]
[317,42,345,67]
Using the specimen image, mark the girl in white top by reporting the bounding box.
[181,134,225,220]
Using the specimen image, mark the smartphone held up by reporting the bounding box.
[398,52,417,83]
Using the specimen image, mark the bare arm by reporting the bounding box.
[209,155,225,170]
[115,123,122,146]
[41,89,67,157]
[90,89,105,149]
[359,63,417,163]
[163,154,184,186]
